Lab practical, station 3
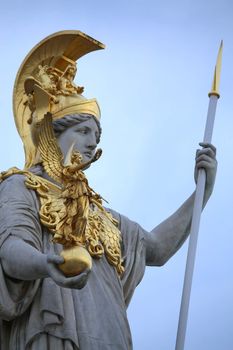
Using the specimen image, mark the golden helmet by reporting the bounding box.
[13,30,105,168]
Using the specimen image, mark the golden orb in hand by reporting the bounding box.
[59,245,92,276]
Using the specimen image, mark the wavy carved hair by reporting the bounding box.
[52,114,102,143]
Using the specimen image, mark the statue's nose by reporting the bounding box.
[86,133,97,149]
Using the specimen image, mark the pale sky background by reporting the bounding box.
[0,1,233,349]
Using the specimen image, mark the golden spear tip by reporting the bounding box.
[208,40,223,98]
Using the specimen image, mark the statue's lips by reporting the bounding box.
[83,151,93,158]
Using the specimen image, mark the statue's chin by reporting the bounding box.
[59,245,92,276]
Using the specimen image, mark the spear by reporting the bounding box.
[175,41,223,350]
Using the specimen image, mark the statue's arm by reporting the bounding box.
[0,236,90,289]
[145,143,217,266]
[0,236,48,280]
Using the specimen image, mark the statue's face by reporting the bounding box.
[56,118,100,164]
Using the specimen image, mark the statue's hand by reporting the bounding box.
[46,254,90,289]
[194,142,217,197]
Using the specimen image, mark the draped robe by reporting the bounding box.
[0,173,147,349]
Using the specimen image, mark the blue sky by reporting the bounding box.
[1,1,233,349]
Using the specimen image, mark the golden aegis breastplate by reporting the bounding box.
[0,168,124,276]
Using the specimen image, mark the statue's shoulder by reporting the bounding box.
[0,166,56,192]
[0,167,28,187]
[0,167,40,200]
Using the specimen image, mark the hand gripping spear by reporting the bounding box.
[175,41,223,350]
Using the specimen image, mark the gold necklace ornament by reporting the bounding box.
[0,164,124,277]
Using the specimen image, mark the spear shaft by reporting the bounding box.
[175,41,223,350]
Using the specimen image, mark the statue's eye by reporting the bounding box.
[75,128,88,134]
